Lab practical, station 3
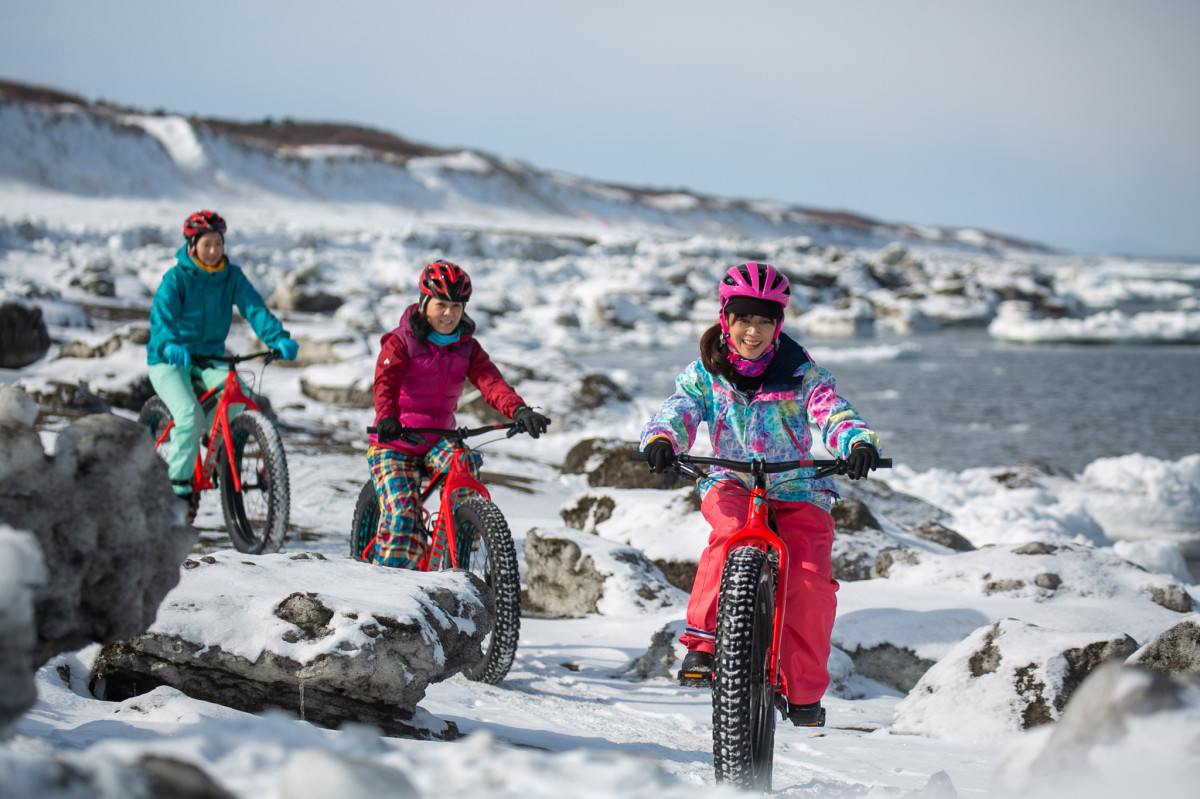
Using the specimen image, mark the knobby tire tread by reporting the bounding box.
[712,545,777,791]
[450,497,521,685]
[350,481,381,561]
[219,410,290,554]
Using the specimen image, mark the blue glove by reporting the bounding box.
[276,338,299,361]
[163,343,191,368]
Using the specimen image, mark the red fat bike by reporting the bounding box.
[634,451,891,791]
[351,423,525,685]
[138,352,290,554]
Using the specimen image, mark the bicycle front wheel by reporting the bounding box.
[349,480,380,561]
[137,396,174,461]
[448,497,521,684]
[218,410,290,554]
[712,544,778,791]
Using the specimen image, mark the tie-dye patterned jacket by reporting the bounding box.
[639,333,879,511]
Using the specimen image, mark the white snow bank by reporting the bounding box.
[989,302,1200,344]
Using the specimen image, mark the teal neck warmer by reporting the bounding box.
[429,328,461,346]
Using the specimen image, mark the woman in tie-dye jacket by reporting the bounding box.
[639,261,881,728]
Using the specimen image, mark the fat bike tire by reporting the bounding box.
[447,497,521,684]
[218,410,290,554]
[712,544,778,791]
[349,480,381,561]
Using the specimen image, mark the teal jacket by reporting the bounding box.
[147,245,289,365]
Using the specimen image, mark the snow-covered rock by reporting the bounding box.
[893,619,1139,741]
[0,526,45,738]
[91,551,491,739]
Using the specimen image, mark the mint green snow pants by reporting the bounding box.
[147,362,247,495]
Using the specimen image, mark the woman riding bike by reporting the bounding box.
[368,260,550,569]
[147,210,299,522]
[639,261,882,727]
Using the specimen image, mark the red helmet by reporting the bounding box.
[419,261,472,303]
[183,210,227,240]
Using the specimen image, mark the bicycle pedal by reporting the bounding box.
[677,674,713,689]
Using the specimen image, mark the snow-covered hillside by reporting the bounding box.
[0,79,1051,252]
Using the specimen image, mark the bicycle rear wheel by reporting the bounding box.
[349,480,381,561]
[447,497,521,684]
[712,544,778,791]
[218,410,290,554]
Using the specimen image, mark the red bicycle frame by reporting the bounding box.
[417,445,492,571]
[361,423,514,569]
[717,482,792,697]
[153,360,263,495]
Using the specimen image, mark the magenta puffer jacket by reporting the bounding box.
[371,304,525,455]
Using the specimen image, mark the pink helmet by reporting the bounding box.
[719,262,790,313]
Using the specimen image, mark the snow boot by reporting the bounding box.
[677,650,714,688]
[787,700,826,727]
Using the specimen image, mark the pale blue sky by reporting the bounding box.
[2,1,1198,257]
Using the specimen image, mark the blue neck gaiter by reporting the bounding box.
[429,328,461,346]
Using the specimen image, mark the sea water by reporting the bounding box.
[596,328,1200,474]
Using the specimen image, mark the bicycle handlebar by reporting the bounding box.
[193,351,280,368]
[629,450,893,479]
[367,422,521,444]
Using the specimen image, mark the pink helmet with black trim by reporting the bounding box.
[719,262,790,310]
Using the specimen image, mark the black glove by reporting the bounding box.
[375,416,404,444]
[846,443,879,480]
[513,406,550,439]
[643,438,676,474]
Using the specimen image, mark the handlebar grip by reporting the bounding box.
[629,451,648,462]
[367,426,377,434]
[878,458,893,469]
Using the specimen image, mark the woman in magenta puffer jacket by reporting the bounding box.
[368,261,550,568]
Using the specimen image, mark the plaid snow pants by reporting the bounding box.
[366,440,483,569]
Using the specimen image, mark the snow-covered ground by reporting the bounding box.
[2,92,1200,798]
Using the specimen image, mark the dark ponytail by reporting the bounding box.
[700,323,735,381]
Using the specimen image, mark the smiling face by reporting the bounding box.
[425,297,464,335]
[193,231,225,267]
[726,313,778,360]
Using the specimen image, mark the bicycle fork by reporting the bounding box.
[718,487,791,712]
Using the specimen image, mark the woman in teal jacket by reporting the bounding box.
[147,210,298,520]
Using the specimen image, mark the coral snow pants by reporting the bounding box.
[679,480,839,705]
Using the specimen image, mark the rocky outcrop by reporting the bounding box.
[523,527,686,617]
[893,619,1140,740]
[0,393,196,666]
[0,386,194,736]
[561,438,671,489]
[0,527,45,738]
[0,300,51,368]
[1127,615,1200,675]
[91,552,493,740]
